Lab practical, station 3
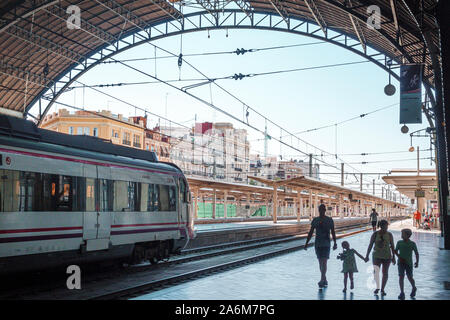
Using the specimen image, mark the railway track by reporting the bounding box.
[0,217,404,300]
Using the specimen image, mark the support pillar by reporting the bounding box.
[212,189,216,219]
[299,197,303,222]
[272,184,278,223]
[223,191,228,219]
[314,192,318,217]
[194,188,199,220]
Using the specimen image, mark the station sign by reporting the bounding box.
[415,190,425,197]
[400,64,422,124]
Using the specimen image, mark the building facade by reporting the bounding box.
[161,122,250,183]
[40,109,171,162]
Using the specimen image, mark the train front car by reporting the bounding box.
[0,115,195,274]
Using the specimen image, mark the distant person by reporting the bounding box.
[337,241,366,292]
[364,220,396,296]
[369,209,379,232]
[304,204,338,288]
[394,229,419,300]
[414,210,421,228]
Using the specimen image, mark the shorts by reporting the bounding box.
[398,262,413,277]
[315,246,330,259]
[371,221,377,227]
[373,257,391,266]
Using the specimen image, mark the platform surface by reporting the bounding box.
[134,219,450,300]
[194,217,368,232]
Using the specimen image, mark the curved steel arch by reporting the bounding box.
[31,9,404,124]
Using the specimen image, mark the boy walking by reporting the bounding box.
[395,229,419,299]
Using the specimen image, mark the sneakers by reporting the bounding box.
[398,292,405,300]
[410,287,417,297]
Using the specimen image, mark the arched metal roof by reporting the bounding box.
[0,0,440,119]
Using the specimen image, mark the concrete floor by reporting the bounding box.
[134,220,450,300]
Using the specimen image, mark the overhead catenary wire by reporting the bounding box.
[44,2,408,191]
[99,39,334,64]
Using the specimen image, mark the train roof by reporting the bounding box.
[0,114,182,175]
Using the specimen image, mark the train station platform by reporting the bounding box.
[188,216,406,249]
[135,219,450,300]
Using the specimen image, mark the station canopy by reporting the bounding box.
[382,169,438,200]
[0,0,441,119]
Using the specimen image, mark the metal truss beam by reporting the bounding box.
[5,23,85,63]
[27,9,403,124]
[0,58,52,87]
[43,3,118,46]
[390,0,403,46]
[267,0,289,26]
[195,0,220,22]
[0,0,58,34]
[233,0,253,19]
[304,0,327,36]
[347,0,366,53]
[148,0,184,22]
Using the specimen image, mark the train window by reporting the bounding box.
[147,184,160,212]
[140,183,148,211]
[127,182,141,211]
[0,169,19,212]
[169,186,177,211]
[0,170,86,212]
[86,178,96,211]
[180,179,187,203]
[114,181,128,212]
[159,185,170,211]
[99,179,114,212]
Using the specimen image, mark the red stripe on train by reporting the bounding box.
[112,222,186,228]
[0,226,83,234]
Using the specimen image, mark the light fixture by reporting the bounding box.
[409,146,415,152]
[384,83,396,96]
[401,124,409,134]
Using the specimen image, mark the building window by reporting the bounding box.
[123,132,131,146]
[133,134,141,148]
[93,128,98,137]
[84,127,90,135]
[77,127,83,135]
[69,127,74,135]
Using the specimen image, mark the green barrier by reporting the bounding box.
[251,206,267,216]
[197,203,237,218]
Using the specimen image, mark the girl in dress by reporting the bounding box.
[337,241,366,292]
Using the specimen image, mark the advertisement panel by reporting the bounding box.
[400,64,422,124]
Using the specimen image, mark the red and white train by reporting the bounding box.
[0,115,195,274]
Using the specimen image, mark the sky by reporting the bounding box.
[40,8,435,198]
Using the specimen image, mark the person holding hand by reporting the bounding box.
[364,219,396,296]
[305,204,337,288]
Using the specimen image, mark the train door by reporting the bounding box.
[96,165,112,242]
[83,165,98,242]
[178,178,189,230]
[82,165,111,251]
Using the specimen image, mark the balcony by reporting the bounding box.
[133,142,141,148]
[122,140,131,146]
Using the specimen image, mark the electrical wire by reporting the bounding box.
[39,2,408,194]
